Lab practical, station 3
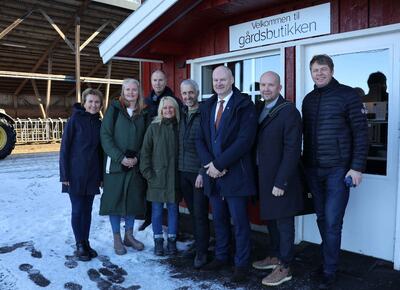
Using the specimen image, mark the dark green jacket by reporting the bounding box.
[99,100,149,216]
[178,106,202,174]
[140,118,179,203]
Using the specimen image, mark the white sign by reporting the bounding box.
[229,3,331,51]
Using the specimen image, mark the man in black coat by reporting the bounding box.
[302,54,368,289]
[196,66,257,283]
[252,71,303,286]
[145,69,181,118]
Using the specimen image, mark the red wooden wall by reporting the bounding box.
[141,0,400,101]
[139,0,400,225]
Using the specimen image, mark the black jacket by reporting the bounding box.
[302,78,368,171]
[178,106,202,174]
[145,86,182,118]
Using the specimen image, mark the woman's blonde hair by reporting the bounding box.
[119,78,145,113]
[153,96,180,123]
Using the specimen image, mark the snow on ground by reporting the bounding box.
[0,152,231,290]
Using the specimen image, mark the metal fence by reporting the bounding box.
[13,118,67,144]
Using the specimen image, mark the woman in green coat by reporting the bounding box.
[140,96,180,256]
[100,78,148,255]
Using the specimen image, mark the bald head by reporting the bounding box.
[259,71,282,104]
[151,69,167,96]
[212,66,234,99]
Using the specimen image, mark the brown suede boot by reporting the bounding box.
[124,230,144,251]
[113,233,127,255]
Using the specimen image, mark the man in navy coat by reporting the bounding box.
[252,71,303,286]
[196,65,257,283]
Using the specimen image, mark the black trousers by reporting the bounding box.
[179,171,210,254]
[69,194,95,243]
[267,216,295,267]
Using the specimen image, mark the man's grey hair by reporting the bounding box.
[180,79,199,95]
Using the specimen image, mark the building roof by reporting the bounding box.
[0,0,139,98]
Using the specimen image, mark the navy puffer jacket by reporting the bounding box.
[302,78,368,172]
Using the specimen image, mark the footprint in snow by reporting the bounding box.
[88,255,140,289]
[19,263,51,287]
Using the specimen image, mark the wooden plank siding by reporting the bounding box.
[138,0,400,104]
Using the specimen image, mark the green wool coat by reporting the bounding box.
[99,100,149,216]
[140,118,180,203]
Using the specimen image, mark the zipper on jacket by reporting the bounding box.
[313,90,322,166]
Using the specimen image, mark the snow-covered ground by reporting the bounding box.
[0,152,229,290]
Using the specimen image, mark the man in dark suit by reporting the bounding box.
[196,65,257,283]
[252,71,303,286]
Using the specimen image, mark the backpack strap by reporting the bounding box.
[268,101,292,118]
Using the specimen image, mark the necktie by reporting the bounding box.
[215,100,225,129]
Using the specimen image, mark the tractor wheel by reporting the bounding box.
[0,118,16,159]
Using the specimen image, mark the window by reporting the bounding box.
[200,54,281,102]
[330,49,389,175]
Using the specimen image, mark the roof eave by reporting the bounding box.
[98,0,178,64]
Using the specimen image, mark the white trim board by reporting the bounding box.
[98,0,178,63]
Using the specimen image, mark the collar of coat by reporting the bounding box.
[313,77,340,93]
[148,86,175,101]
[72,102,101,119]
[258,96,292,128]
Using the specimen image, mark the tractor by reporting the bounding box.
[0,109,16,159]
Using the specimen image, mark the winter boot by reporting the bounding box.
[75,242,91,261]
[84,240,98,258]
[166,237,177,255]
[113,233,127,255]
[124,230,144,251]
[154,238,164,256]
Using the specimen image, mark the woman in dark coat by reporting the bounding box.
[59,88,103,261]
[100,78,148,255]
[140,96,180,256]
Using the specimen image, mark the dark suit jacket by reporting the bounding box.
[196,87,257,197]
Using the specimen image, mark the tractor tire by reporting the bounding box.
[0,118,16,159]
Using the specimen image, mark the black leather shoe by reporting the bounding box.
[193,252,207,269]
[75,242,91,261]
[319,274,336,289]
[183,242,196,258]
[202,259,228,271]
[84,240,98,258]
[231,267,249,283]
